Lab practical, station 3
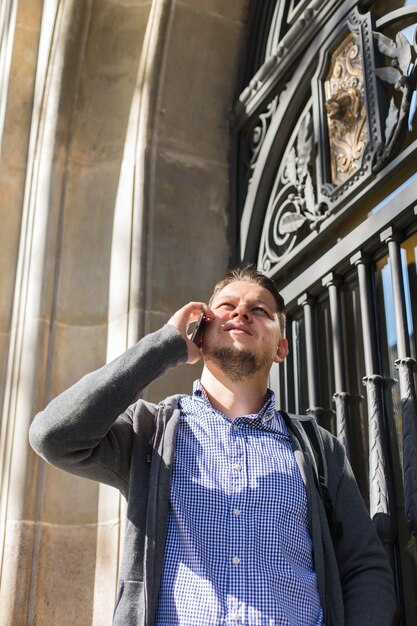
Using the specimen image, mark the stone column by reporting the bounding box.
[0,1,249,624]
[0,2,94,624]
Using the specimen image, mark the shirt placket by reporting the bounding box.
[227,419,247,624]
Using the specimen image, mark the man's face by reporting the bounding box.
[202,281,288,380]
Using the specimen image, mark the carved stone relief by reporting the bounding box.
[248,95,279,185]
[256,10,386,272]
[314,9,383,204]
[324,32,368,186]
[240,6,417,271]
[257,101,328,272]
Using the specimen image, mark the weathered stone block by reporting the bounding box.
[56,161,117,326]
[41,464,100,525]
[70,1,151,162]
[157,2,247,161]
[32,523,99,626]
[178,0,249,23]
[48,322,107,396]
[0,520,36,626]
[146,150,229,314]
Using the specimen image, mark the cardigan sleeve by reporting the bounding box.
[29,324,188,494]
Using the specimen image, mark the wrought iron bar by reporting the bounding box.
[322,273,351,457]
[291,318,302,416]
[350,251,396,547]
[380,227,417,547]
[298,293,326,420]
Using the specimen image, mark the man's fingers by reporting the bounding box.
[168,302,214,332]
[167,301,214,364]
[182,301,214,321]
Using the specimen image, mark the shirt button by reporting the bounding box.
[232,424,239,431]
[233,463,242,471]
[233,508,241,516]
[232,556,241,565]
[231,614,241,622]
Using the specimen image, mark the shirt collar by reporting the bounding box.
[191,380,288,436]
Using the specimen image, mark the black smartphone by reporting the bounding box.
[190,312,206,347]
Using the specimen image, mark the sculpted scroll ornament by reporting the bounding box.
[373,28,417,172]
[258,109,328,271]
[248,96,279,184]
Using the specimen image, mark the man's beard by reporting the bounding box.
[204,345,268,382]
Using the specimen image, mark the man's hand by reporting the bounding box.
[167,302,214,364]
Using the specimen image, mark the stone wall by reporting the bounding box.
[0,1,249,623]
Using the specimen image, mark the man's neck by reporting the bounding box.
[200,364,269,420]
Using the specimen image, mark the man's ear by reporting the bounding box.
[274,338,289,363]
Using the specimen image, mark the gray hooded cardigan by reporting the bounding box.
[29,324,395,626]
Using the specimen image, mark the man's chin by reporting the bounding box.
[203,345,267,382]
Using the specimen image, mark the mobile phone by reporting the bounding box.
[190,312,206,347]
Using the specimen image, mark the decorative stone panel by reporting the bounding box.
[312,8,383,206]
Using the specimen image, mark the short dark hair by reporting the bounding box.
[209,266,286,331]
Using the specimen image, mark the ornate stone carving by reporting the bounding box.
[243,7,417,272]
[257,103,329,271]
[373,29,417,172]
[248,96,279,183]
[324,32,368,186]
[313,9,383,205]
[235,0,326,125]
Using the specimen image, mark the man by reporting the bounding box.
[29,267,395,626]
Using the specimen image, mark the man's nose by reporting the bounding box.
[230,305,251,321]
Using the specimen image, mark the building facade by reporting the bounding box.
[1,0,416,624]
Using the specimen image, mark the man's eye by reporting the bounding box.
[253,306,266,313]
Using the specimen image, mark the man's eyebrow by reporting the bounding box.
[213,293,236,302]
[214,294,276,311]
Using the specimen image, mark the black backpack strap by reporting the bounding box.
[301,420,343,540]
[282,411,343,542]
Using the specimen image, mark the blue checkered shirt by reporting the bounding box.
[155,382,323,625]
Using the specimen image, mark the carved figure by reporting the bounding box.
[324,34,368,185]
